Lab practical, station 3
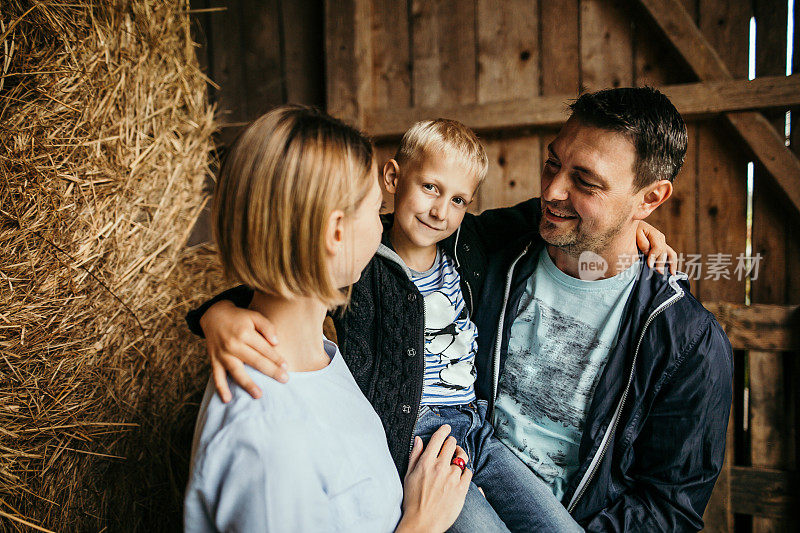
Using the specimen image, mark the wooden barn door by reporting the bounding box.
[325,0,800,530]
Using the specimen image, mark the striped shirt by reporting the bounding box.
[410,247,478,406]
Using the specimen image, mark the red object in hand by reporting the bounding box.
[450,456,466,473]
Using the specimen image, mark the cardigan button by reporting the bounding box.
[407,347,416,357]
[464,244,470,251]
[402,405,411,414]
[474,271,480,278]
[407,293,416,302]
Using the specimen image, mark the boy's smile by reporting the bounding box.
[383,152,480,271]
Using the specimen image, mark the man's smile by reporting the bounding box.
[544,205,578,222]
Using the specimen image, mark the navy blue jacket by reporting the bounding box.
[472,200,733,532]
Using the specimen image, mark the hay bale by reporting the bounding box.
[0,1,222,530]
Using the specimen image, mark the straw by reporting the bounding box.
[0,0,223,529]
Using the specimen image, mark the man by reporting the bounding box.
[472,87,732,531]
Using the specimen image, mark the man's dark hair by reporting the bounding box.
[569,87,688,189]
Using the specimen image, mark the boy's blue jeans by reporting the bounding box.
[414,401,583,533]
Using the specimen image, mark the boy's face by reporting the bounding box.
[384,152,480,250]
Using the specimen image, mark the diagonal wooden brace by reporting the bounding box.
[638,0,800,217]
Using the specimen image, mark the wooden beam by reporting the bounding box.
[363,74,800,138]
[364,94,570,138]
[637,0,800,217]
[636,0,731,80]
[726,112,800,216]
[702,302,799,351]
[730,466,799,519]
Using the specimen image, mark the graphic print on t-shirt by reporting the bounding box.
[411,248,478,406]
[423,290,476,390]
[494,299,612,486]
[493,248,639,499]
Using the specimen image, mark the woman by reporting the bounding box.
[184,106,471,532]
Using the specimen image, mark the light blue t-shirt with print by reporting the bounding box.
[409,247,478,406]
[493,248,639,500]
[184,338,403,533]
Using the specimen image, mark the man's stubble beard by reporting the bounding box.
[539,212,629,258]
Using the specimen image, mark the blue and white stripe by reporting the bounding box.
[411,250,478,407]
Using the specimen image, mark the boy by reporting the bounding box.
[188,119,673,531]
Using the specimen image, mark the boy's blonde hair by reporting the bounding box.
[213,105,374,308]
[394,118,488,181]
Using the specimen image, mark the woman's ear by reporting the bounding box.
[382,159,400,194]
[325,209,346,256]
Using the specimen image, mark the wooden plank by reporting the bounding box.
[208,0,249,145]
[325,0,372,126]
[240,0,284,117]
[636,0,731,80]
[726,111,800,217]
[791,0,800,301]
[696,6,750,529]
[409,0,440,107]
[750,3,793,528]
[702,302,800,352]
[410,0,477,108]
[694,0,749,303]
[540,0,580,95]
[281,0,325,106]
[365,94,570,137]
[474,0,539,213]
[729,466,800,519]
[476,0,538,103]
[633,0,695,87]
[580,0,633,91]
[362,75,800,138]
[750,351,793,529]
[666,75,800,116]
[436,0,476,106]
[188,0,212,80]
[370,0,411,109]
[480,135,541,211]
[637,0,800,219]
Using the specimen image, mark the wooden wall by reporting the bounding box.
[187,0,324,244]
[189,0,325,147]
[190,0,799,530]
[326,1,800,531]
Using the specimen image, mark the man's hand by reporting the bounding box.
[636,221,678,275]
[397,425,472,533]
[200,300,287,402]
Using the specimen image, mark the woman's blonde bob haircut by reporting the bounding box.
[213,105,375,308]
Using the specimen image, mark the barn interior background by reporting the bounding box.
[1,0,798,531]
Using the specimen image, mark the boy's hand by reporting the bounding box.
[397,425,472,533]
[200,300,287,402]
[636,221,678,275]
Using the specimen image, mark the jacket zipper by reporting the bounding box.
[452,226,475,316]
[565,287,685,514]
[488,244,530,419]
[407,280,426,464]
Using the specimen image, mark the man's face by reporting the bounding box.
[539,117,640,255]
